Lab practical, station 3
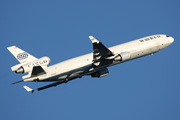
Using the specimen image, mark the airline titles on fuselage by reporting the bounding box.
[139,35,161,42]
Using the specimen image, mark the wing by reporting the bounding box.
[89,36,114,67]
[23,80,65,93]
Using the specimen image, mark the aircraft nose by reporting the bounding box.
[169,36,174,44]
[166,35,174,44]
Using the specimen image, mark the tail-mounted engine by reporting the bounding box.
[11,56,50,73]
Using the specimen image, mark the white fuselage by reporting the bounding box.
[27,34,174,82]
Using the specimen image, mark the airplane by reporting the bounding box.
[7,34,174,93]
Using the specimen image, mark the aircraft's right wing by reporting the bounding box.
[23,80,65,93]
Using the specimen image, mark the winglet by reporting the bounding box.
[23,86,34,93]
[89,36,99,44]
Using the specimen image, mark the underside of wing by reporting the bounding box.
[89,36,114,67]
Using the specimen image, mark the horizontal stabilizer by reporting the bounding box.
[12,80,24,84]
[31,66,46,77]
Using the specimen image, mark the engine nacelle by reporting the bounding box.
[13,56,50,73]
[114,52,131,62]
[91,68,109,78]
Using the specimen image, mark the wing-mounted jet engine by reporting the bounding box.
[106,51,131,62]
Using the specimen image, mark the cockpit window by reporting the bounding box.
[166,35,169,37]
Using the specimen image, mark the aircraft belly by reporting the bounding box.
[52,64,92,81]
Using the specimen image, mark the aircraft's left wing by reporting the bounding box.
[89,36,114,67]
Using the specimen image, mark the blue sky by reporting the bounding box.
[1,0,180,120]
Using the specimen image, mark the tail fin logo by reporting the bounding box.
[17,52,28,60]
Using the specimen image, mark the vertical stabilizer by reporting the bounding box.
[7,46,37,63]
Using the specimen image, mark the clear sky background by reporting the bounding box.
[0,0,180,120]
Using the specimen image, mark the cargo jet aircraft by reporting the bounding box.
[7,34,174,93]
